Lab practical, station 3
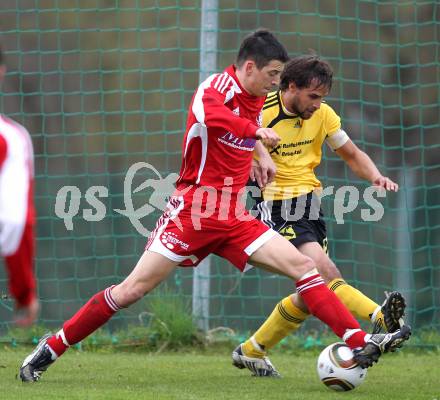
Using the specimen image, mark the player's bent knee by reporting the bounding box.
[112,282,147,307]
[290,293,309,313]
[302,257,316,275]
[292,255,316,279]
[326,265,342,281]
[318,260,342,282]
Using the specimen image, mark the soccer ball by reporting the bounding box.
[316,342,367,391]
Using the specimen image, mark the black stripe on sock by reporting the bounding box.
[277,302,305,324]
[329,280,346,292]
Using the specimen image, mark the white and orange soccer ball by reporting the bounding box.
[316,342,367,391]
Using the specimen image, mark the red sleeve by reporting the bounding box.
[0,134,7,168]
[194,76,259,139]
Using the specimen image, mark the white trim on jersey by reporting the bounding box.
[243,229,278,272]
[184,71,244,185]
[193,71,242,125]
[192,74,217,125]
[244,228,277,257]
[257,201,276,229]
[183,123,208,185]
[0,115,34,256]
[147,196,199,265]
[325,129,349,151]
[213,72,227,92]
[186,74,219,185]
[215,73,232,94]
[149,240,199,264]
[224,76,242,103]
[147,197,184,248]
[187,72,242,185]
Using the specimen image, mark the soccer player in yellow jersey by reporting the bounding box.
[232,55,409,377]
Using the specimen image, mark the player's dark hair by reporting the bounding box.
[280,55,333,91]
[236,29,289,69]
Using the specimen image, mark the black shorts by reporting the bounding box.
[251,191,328,254]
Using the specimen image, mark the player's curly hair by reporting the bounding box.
[280,55,333,91]
[236,29,289,69]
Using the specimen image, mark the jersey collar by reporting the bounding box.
[279,91,299,118]
[226,64,260,99]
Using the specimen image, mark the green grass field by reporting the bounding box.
[0,349,437,400]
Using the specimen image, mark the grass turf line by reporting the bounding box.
[1,350,438,400]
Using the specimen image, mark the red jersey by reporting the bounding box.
[176,65,265,198]
[0,115,35,255]
[147,66,276,270]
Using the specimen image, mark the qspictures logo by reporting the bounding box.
[54,162,388,236]
[55,162,178,236]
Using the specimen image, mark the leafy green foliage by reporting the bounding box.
[143,289,202,350]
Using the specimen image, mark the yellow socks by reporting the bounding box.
[328,278,384,328]
[241,279,387,359]
[242,296,309,358]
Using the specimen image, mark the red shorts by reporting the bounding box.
[145,194,276,271]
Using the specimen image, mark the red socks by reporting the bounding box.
[296,273,366,349]
[47,286,121,356]
[46,273,367,357]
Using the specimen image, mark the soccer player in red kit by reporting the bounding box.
[20,30,410,382]
[0,47,39,327]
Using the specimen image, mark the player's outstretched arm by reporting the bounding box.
[335,139,398,192]
[256,127,280,149]
[251,141,277,188]
[197,79,261,140]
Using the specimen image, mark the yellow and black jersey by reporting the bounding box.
[259,91,347,201]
